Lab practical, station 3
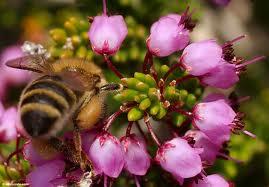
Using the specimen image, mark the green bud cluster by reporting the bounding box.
[48,17,94,60]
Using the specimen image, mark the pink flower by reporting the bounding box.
[88,132,125,178]
[81,129,98,153]
[26,159,66,187]
[192,174,230,187]
[0,45,30,85]
[120,134,151,176]
[147,14,189,57]
[155,137,202,185]
[88,15,128,55]
[211,0,231,6]
[23,141,62,166]
[200,60,239,89]
[203,93,230,104]
[0,106,18,142]
[181,40,222,76]
[185,130,222,165]
[192,99,235,145]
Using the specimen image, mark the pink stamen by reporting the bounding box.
[236,56,266,68]
[242,130,256,139]
[222,35,246,48]
[218,153,243,164]
[134,175,141,187]
[103,0,107,15]
[104,175,108,187]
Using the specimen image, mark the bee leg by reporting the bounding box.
[73,124,86,171]
[99,83,124,92]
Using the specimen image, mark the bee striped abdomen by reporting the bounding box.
[20,76,77,137]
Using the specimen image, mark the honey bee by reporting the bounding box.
[5,42,122,175]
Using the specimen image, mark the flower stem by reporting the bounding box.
[169,106,193,118]
[126,121,133,136]
[175,74,194,85]
[103,55,123,79]
[102,109,124,131]
[143,50,158,82]
[134,175,141,187]
[103,0,107,15]
[144,114,161,147]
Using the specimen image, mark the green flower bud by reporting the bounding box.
[145,74,157,87]
[149,102,160,116]
[71,35,82,47]
[121,78,140,89]
[179,89,188,101]
[148,88,160,101]
[50,28,67,45]
[164,86,179,101]
[134,72,146,82]
[135,82,149,93]
[128,107,143,121]
[159,65,169,77]
[134,94,147,103]
[139,98,151,110]
[156,103,167,119]
[121,89,139,102]
[64,20,77,34]
[76,46,87,58]
[80,32,89,43]
[186,94,196,108]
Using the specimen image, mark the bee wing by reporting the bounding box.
[5,55,49,73]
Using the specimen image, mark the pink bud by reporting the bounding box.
[192,174,230,187]
[89,132,125,178]
[88,15,128,55]
[181,40,222,76]
[186,130,221,165]
[203,93,230,104]
[26,159,65,187]
[193,99,235,145]
[120,134,151,176]
[200,60,239,89]
[155,137,202,185]
[0,45,30,85]
[147,14,189,57]
[0,107,18,142]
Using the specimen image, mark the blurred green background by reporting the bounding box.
[0,0,268,186]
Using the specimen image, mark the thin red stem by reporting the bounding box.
[5,148,23,181]
[144,115,161,147]
[104,55,123,79]
[16,134,24,178]
[103,0,107,15]
[126,121,133,136]
[175,74,194,85]
[163,63,179,81]
[169,107,192,118]
[143,50,152,74]
[103,109,124,131]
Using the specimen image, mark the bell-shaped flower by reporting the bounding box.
[0,106,18,142]
[200,60,239,89]
[185,130,222,165]
[181,40,222,76]
[192,99,235,145]
[26,159,66,187]
[88,15,128,55]
[147,14,189,57]
[155,137,202,185]
[192,174,230,187]
[88,132,125,178]
[120,134,151,176]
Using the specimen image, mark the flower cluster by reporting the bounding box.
[0,0,265,186]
